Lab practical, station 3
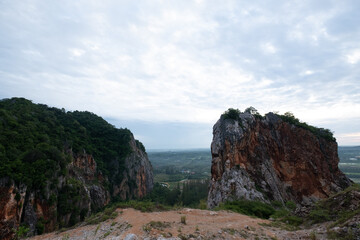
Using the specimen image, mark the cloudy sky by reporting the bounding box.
[1,0,360,149]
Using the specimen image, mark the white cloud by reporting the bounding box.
[69,48,85,57]
[0,0,360,147]
[346,49,360,64]
[300,70,314,76]
[261,42,277,54]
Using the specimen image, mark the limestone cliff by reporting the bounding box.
[208,109,352,208]
[0,97,154,239]
[0,137,153,240]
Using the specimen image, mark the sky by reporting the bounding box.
[1,0,360,149]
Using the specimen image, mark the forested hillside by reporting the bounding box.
[0,97,153,239]
[0,97,132,188]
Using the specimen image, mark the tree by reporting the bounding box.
[244,106,259,115]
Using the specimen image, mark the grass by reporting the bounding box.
[143,221,171,233]
[115,200,172,212]
[304,184,360,227]
[216,200,275,219]
[103,231,111,238]
[85,205,119,225]
[180,215,186,224]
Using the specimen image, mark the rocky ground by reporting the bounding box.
[25,208,338,240]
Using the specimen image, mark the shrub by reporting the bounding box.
[181,216,186,224]
[217,200,275,219]
[283,215,303,226]
[222,108,241,121]
[285,201,296,211]
[36,221,45,235]
[143,221,171,232]
[309,209,330,223]
[15,225,30,238]
[277,112,335,142]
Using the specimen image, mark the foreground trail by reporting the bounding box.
[27,208,281,240]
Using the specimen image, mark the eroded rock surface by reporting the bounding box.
[0,135,153,240]
[208,111,352,208]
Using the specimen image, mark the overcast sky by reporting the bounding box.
[1,0,360,149]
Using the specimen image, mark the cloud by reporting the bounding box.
[261,42,277,54]
[346,49,360,64]
[337,132,360,146]
[0,0,359,147]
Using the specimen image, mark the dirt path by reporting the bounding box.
[27,208,318,240]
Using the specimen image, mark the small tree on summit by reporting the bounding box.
[222,108,241,120]
[244,106,259,115]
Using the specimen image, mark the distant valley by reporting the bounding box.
[338,146,360,183]
[148,146,360,186]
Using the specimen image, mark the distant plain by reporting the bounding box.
[148,146,360,186]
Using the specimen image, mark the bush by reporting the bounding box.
[115,200,172,212]
[181,216,186,224]
[15,225,30,238]
[283,215,303,226]
[309,209,330,223]
[277,112,335,142]
[285,201,296,211]
[217,200,275,219]
[222,108,241,121]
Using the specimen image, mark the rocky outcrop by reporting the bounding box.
[109,136,154,200]
[0,137,153,240]
[208,111,352,208]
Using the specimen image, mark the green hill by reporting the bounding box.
[0,97,133,189]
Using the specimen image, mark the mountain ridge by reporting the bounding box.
[0,97,153,239]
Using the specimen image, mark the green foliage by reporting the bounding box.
[135,140,146,152]
[146,180,209,208]
[180,215,186,224]
[304,184,360,228]
[216,200,275,219]
[115,200,172,212]
[15,192,21,202]
[85,205,119,225]
[309,209,331,223]
[0,97,138,191]
[35,218,45,235]
[276,111,336,142]
[180,180,209,207]
[270,200,303,227]
[14,225,30,239]
[148,149,211,181]
[143,221,171,232]
[285,201,296,211]
[222,108,241,121]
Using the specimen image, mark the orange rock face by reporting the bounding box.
[208,112,352,208]
[0,137,153,239]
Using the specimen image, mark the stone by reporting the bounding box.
[208,111,352,208]
[124,233,138,240]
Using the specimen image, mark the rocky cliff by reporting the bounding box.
[0,98,153,239]
[208,109,352,208]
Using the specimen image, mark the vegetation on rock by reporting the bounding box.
[277,111,336,142]
[0,97,133,188]
[221,107,335,141]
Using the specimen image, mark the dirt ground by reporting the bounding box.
[26,208,324,240]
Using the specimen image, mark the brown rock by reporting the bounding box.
[208,111,352,208]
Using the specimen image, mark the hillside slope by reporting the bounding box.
[0,98,153,239]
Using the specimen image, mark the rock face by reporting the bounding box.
[208,111,352,208]
[0,135,153,240]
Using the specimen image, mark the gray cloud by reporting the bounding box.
[0,0,359,147]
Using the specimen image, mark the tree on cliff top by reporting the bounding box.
[222,108,241,120]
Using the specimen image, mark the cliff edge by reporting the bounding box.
[0,98,153,239]
[208,108,351,208]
